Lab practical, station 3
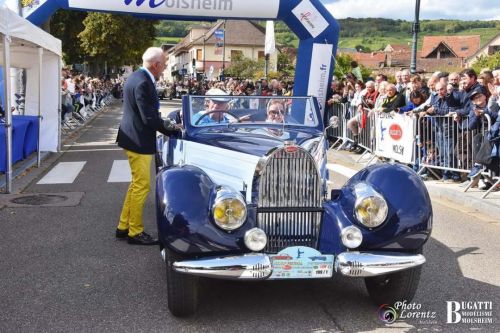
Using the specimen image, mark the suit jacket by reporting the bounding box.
[117,69,177,154]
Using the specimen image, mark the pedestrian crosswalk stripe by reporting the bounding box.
[37,161,87,184]
[107,160,131,183]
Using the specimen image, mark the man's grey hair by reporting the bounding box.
[142,47,165,67]
[386,83,397,91]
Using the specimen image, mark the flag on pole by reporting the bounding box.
[214,29,224,55]
[265,20,276,55]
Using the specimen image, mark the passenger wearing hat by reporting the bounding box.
[192,88,232,125]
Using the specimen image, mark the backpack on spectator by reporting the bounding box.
[475,137,493,166]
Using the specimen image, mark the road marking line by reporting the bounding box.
[326,163,357,178]
[37,161,87,184]
[107,160,131,183]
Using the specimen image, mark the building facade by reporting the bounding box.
[164,20,277,82]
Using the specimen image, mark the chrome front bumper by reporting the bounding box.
[164,250,425,280]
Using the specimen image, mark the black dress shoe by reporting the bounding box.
[116,228,128,239]
[128,232,159,245]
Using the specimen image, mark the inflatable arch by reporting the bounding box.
[24,0,339,110]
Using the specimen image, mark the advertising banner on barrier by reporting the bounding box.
[67,0,280,19]
[375,113,415,163]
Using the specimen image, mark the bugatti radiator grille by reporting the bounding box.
[257,147,322,253]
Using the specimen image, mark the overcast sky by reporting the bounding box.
[3,0,499,20]
[322,0,500,21]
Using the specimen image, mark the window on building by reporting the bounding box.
[258,51,265,60]
[196,49,203,61]
[231,50,243,59]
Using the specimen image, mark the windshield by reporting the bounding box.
[188,96,319,128]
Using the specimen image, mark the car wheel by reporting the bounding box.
[165,249,199,317]
[364,248,423,305]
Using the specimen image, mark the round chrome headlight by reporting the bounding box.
[340,226,363,249]
[244,228,267,251]
[353,183,388,228]
[212,188,247,231]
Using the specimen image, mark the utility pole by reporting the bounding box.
[410,0,421,74]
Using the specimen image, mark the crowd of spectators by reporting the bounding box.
[325,68,500,191]
[60,68,122,130]
[156,77,294,100]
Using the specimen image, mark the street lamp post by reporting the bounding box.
[203,34,206,77]
[221,20,226,81]
[410,0,421,74]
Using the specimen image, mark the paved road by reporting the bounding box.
[0,100,498,332]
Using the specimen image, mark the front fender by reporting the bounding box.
[155,165,256,256]
[319,163,432,254]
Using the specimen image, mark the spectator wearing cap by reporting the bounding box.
[467,96,500,190]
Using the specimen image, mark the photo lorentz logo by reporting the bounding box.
[389,124,403,141]
[447,301,494,324]
[378,301,437,325]
[378,304,398,324]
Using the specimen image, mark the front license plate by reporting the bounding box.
[269,246,334,279]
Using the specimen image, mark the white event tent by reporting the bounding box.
[0,4,61,192]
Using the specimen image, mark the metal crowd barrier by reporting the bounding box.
[326,105,497,193]
[416,114,492,180]
[325,102,348,149]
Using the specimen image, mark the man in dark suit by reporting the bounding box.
[116,47,179,245]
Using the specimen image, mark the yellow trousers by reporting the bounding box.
[118,150,153,237]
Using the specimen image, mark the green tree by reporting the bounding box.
[277,52,295,77]
[225,54,263,79]
[333,53,354,78]
[471,52,500,73]
[79,13,157,68]
[49,10,87,65]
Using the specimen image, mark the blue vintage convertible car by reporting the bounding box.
[155,95,432,316]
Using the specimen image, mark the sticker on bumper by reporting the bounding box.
[269,246,333,279]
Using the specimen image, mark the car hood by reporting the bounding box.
[187,126,323,157]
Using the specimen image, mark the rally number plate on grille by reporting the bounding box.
[269,246,334,279]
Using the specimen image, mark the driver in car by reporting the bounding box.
[192,88,232,125]
[266,99,286,123]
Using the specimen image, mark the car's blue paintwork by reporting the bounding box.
[156,165,259,255]
[156,162,432,256]
[156,96,432,257]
